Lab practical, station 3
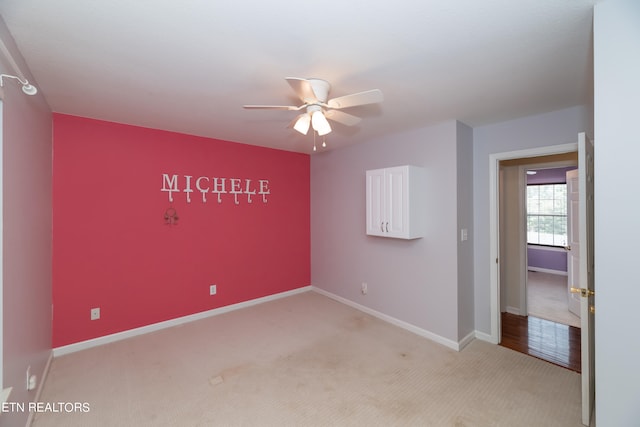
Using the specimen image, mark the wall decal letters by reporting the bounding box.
[161,174,270,204]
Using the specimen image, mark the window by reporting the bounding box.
[526,183,567,246]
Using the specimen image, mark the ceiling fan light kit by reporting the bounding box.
[243,77,383,149]
[311,109,331,136]
[292,113,311,135]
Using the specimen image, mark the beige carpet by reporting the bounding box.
[527,271,580,328]
[33,291,582,426]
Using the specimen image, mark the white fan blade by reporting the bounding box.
[286,77,318,103]
[324,110,362,126]
[243,104,303,110]
[288,113,311,135]
[327,89,383,109]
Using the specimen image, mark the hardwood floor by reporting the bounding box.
[500,312,581,372]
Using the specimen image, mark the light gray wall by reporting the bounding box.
[593,0,640,424]
[1,18,53,427]
[311,120,465,344]
[472,105,589,334]
[455,121,474,339]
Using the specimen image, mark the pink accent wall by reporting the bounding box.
[52,114,310,347]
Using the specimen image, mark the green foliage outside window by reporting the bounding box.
[527,184,567,246]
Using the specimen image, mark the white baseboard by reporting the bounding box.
[53,286,312,357]
[53,285,483,357]
[311,286,468,351]
[527,267,567,276]
[506,306,522,316]
[474,330,498,344]
[457,331,476,350]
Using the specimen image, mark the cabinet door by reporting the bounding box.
[366,169,385,236]
[385,166,409,237]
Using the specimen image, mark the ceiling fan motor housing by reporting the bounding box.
[306,104,322,114]
[307,78,331,103]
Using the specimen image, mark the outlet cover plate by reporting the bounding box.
[90,307,100,320]
[210,285,217,295]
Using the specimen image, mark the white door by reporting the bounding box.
[566,169,581,317]
[576,132,595,426]
[385,166,407,236]
[366,169,385,236]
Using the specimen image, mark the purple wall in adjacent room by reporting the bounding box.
[527,166,576,184]
[528,246,567,272]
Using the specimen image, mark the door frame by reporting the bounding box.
[489,143,577,343]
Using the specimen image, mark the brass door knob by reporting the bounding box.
[570,287,595,298]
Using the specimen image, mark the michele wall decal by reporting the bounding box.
[161,173,270,205]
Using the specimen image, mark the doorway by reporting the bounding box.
[497,153,581,370]
[489,144,579,349]
[501,160,578,326]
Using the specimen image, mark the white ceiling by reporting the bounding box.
[0,0,597,153]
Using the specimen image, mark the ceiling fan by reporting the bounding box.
[243,77,383,137]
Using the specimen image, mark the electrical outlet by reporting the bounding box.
[209,284,217,295]
[90,307,100,320]
[25,366,36,391]
[28,375,36,391]
[361,282,368,295]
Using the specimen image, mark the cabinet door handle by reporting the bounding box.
[381,222,384,232]
[386,222,389,232]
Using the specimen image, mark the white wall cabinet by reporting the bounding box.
[366,165,426,239]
